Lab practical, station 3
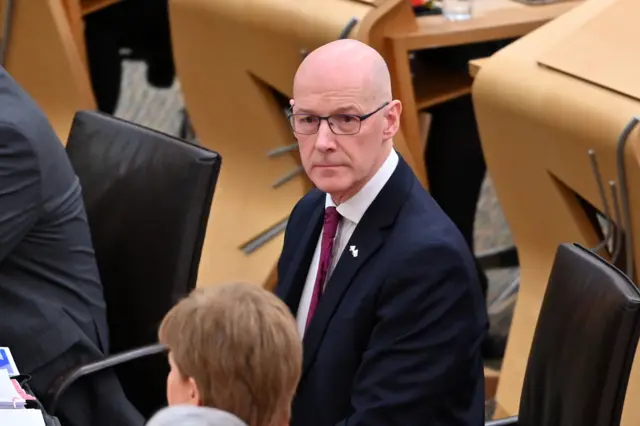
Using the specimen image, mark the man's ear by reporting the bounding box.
[382,100,402,139]
[188,377,202,406]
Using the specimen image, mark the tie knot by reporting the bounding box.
[323,206,341,237]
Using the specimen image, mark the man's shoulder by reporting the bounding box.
[0,69,75,191]
[391,187,474,267]
[300,187,324,207]
[0,68,61,147]
[397,185,456,231]
[384,189,485,315]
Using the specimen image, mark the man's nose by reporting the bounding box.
[315,120,336,151]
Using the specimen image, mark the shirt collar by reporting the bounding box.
[325,149,399,224]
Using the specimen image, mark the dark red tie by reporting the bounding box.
[306,206,341,330]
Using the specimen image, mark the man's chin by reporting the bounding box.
[313,179,349,195]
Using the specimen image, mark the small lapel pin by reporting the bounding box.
[349,245,358,258]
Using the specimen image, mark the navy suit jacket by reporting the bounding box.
[276,155,488,426]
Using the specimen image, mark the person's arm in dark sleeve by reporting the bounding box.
[0,124,41,261]
[336,242,488,426]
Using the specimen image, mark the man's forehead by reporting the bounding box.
[295,67,367,90]
[294,76,372,103]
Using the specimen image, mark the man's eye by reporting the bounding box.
[297,116,317,124]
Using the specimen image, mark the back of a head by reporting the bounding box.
[147,406,247,426]
[158,282,302,426]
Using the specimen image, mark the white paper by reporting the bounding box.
[0,370,25,408]
[0,409,46,425]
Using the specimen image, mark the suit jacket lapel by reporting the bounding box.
[277,203,324,315]
[301,156,416,378]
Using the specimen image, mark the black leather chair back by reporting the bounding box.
[65,111,221,418]
[519,243,640,426]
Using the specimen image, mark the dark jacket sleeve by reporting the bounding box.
[335,241,488,426]
[0,124,41,262]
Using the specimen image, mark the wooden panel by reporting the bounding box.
[538,0,640,101]
[469,57,489,78]
[484,366,500,400]
[60,0,87,67]
[471,0,640,423]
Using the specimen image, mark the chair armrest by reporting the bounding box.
[485,415,519,426]
[47,343,167,415]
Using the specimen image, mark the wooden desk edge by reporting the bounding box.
[389,1,582,51]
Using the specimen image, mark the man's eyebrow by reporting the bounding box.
[332,106,361,114]
[293,106,361,115]
[293,108,315,114]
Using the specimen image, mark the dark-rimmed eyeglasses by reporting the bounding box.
[287,102,390,135]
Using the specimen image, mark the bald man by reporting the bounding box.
[275,40,488,426]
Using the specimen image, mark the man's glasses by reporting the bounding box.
[287,102,390,136]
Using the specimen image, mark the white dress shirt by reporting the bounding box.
[296,149,399,337]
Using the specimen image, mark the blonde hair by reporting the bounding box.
[158,282,302,426]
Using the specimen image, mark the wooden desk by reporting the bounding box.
[471,0,640,422]
[383,0,581,187]
[396,0,579,50]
